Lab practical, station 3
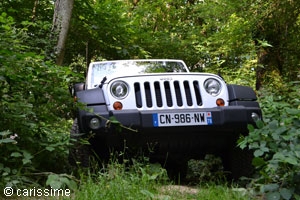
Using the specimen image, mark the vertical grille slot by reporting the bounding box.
[164,81,173,107]
[184,81,193,106]
[174,81,183,106]
[154,82,162,107]
[193,81,202,106]
[144,82,152,107]
[134,83,142,108]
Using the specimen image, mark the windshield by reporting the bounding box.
[90,60,187,87]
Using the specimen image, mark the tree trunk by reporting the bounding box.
[256,48,268,90]
[52,0,74,66]
[32,0,39,21]
[85,41,91,77]
[133,0,139,7]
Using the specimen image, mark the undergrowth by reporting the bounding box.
[73,158,250,200]
[239,81,300,200]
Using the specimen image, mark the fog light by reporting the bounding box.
[251,112,260,121]
[90,117,100,129]
[216,98,225,106]
[113,101,123,110]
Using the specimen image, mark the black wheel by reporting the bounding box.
[222,146,254,180]
[165,159,188,183]
[68,118,91,167]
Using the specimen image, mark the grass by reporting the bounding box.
[1,158,253,200]
[72,160,252,200]
[73,160,168,200]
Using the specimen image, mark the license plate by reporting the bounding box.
[153,112,212,127]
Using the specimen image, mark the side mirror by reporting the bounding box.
[69,82,85,97]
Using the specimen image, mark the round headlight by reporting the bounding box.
[90,117,101,129]
[110,81,129,99]
[204,78,221,96]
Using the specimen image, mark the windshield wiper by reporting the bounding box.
[99,76,107,88]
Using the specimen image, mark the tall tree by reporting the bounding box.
[52,0,74,65]
[251,0,300,89]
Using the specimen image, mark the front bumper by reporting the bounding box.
[78,106,261,133]
[78,105,261,158]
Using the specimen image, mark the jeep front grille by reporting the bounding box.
[134,80,202,109]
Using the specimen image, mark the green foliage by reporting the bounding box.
[203,64,256,88]
[74,159,249,200]
[0,0,299,197]
[239,82,300,199]
[194,1,256,70]
[64,0,151,66]
[0,0,56,59]
[187,155,225,183]
[46,174,77,190]
[0,13,76,189]
[75,159,168,199]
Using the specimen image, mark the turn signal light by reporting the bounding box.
[113,101,123,110]
[216,98,225,106]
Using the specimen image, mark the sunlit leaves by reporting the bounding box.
[239,84,300,199]
[0,13,73,188]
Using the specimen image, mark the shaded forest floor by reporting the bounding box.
[1,157,256,200]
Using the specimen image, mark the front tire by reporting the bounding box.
[68,118,91,167]
[223,146,254,180]
[165,159,188,183]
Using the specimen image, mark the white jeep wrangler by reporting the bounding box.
[69,59,261,179]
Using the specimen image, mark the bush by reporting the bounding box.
[0,12,77,189]
[239,81,300,200]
